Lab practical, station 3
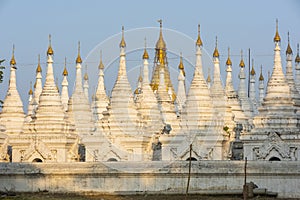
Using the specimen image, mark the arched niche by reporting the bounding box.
[32,158,43,162]
[107,158,118,162]
[269,157,281,161]
[186,157,197,161]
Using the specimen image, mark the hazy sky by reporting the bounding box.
[0,0,300,112]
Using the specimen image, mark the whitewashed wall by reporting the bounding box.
[0,161,299,198]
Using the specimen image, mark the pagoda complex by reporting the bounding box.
[0,20,299,163]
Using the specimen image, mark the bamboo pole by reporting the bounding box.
[186,144,192,198]
[243,157,248,200]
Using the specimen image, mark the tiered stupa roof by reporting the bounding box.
[181,25,213,131]
[68,41,94,137]
[94,51,109,120]
[0,45,25,134]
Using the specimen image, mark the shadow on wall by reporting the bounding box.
[0,162,46,195]
[0,162,112,194]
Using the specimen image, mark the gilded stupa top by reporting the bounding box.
[76,41,82,64]
[63,57,68,76]
[28,81,33,95]
[273,19,281,43]
[36,54,42,73]
[156,19,166,49]
[207,67,211,82]
[251,59,256,75]
[196,24,203,46]
[226,47,232,66]
[119,26,126,48]
[213,36,219,58]
[178,53,185,76]
[295,44,300,63]
[98,51,105,69]
[10,45,16,65]
[286,32,293,55]
[143,38,149,59]
[47,34,54,55]
[84,65,88,80]
[259,65,264,81]
[239,50,245,68]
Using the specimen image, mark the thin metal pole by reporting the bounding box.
[243,157,248,200]
[248,48,251,97]
[186,144,192,197]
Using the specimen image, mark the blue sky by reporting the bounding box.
[0,0,300,111]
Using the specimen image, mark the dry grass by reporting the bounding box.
[0,193,289,200]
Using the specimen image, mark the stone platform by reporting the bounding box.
[0,161,299,198]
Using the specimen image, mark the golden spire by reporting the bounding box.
[55,77,59,92]
[152,84,158,91]
[84,73,88,80]
[36,54,42,73]
[155,20,167,65]
[76,41,82,63]
[250,59,256,75]
[137,67,143,90]
[207,67,211,82]
[119,26,126,48]
[28,81,33,95]
[178,53,185,76]
[286,32,293,55]
[138,74,143,82]
[134,88,139,94]
[10,44,16,65]
[226,47,232,66]
[274,19,281,43]
[135,69,142,95]
[63,57,68,76]
[239,50,245,67]
[196,24,203,46]
[142,38,149,59]
[178,53,184,70]
[156,19,166,49]
[296,43,300,63]
[213,36,219,57]
[47,34,54,55]
[98,50,104,69]
[84,65,88,80]
[259,65,264,81]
